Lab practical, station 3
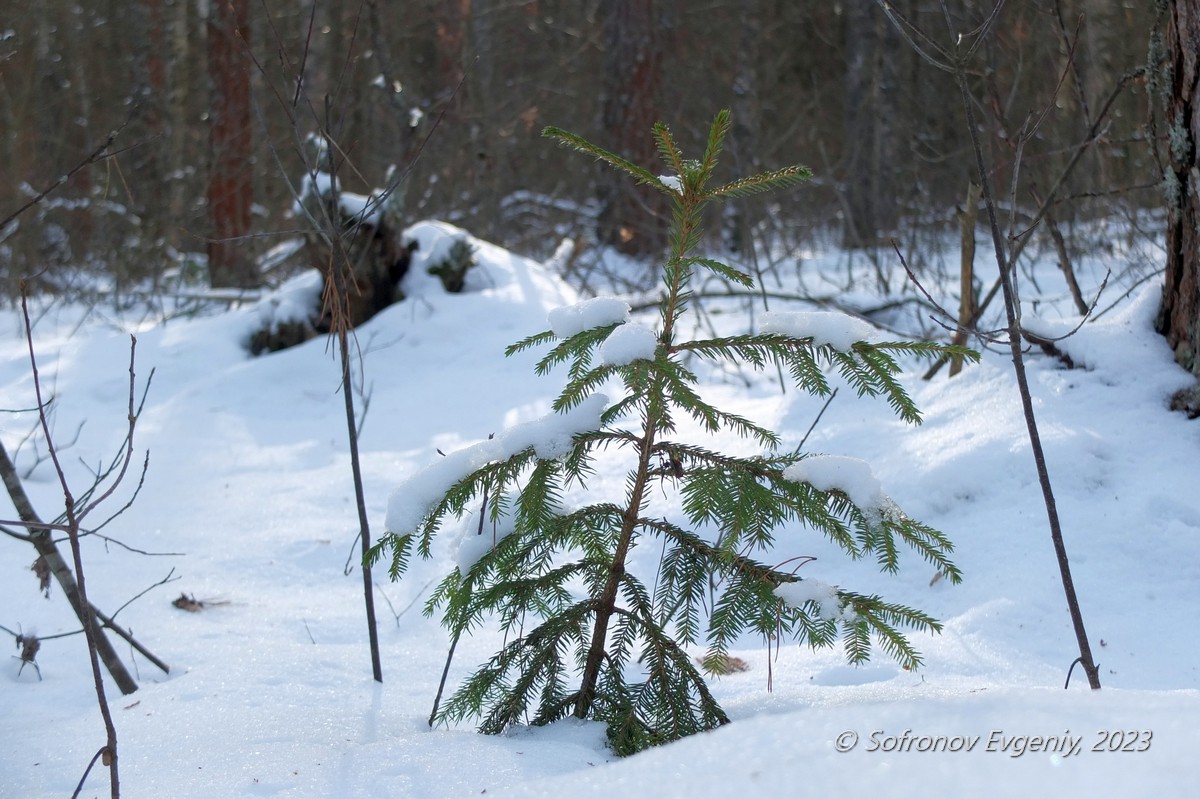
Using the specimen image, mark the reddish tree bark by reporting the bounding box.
[597,0,667,258]
[206,0,255,288]
[1159,0,1200,378]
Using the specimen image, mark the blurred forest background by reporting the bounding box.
[0,1,1163,298]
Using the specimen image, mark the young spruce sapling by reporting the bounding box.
[371,110,978,755]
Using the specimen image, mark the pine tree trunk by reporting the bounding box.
[842,0,900,248]
[726,0,761,256]
[1159,0,1200,377]
[206,0,255,289]
[434,0,470,114]
[597,0,667,258]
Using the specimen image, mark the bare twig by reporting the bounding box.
[1039,195,1089,315]
[321,99,383,684]
[0,109,135,233]
[248,0,463,686]
[375,578,435,628]
[919,63,1146,377]
[430,486,490,726]
[69,747,110,799]
[930,0,1101,690]
[796,388,838,451]
[0,569,174,681]
[84,451,153,540]
[952,181,982,376]
[21,291,125,797]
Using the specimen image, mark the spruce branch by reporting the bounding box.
[542,126,666,191]
[709,165,815,199]
[697,109,732,187]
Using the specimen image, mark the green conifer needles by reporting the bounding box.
[371,110,978,755]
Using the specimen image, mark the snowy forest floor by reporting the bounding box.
[2,220,1198,797]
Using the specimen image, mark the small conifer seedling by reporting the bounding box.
[372,110,978,755]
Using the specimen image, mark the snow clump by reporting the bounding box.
[774,577,855,622]
[760,310,879,350]
[601,323,659,365]
[785,455,887,517]
[548,297,630,338]
[453,507,517,573]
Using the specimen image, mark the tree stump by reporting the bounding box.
[305,191,417,333]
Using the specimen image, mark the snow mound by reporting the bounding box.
[1023,285,1193,397]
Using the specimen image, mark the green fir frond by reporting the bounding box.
[652,121,687,186]
[873,339,981,363]
[543,126,664,188]
[602,605,731,755]
[708,164,813,199]
[829,346,921,423]
[553,363,628,412]
[368,531,413,581]
[442,599,595,732]
[875,510,962,582]
[530,323,618,377]
[425,567,464,619]
[697,109,731,188]
[707,565,787,654]
[654,541,708,646]
[505,329,557,358]
[678,333,838,396]
[684,256,754,287]
[839,591,944,671]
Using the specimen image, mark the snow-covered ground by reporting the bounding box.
[2,221,1198,797]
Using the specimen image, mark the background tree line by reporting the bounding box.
[0,1,1161,296]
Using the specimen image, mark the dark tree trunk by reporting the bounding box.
[434,0,471,114]
[842,0,900,248]
[598,0,667,258]
[127,0,171,284]
[1160,0,1200,379]
[206,0,255,289]
[725,0,761,256]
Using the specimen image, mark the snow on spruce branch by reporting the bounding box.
[785,454,889,523]
[547,297,631,338]
[601,323,658,365]
[774,577,855,623]
[385,392,609,534]
[453,506,517,573]
[760,310,880,350]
